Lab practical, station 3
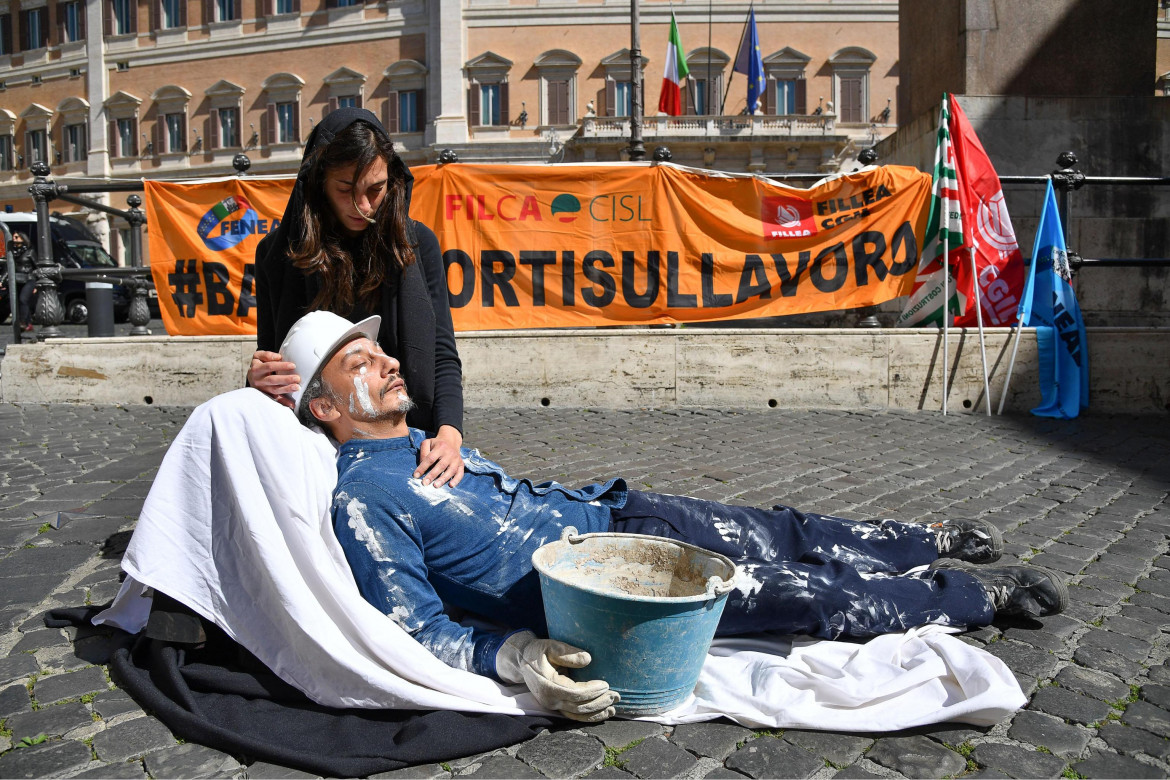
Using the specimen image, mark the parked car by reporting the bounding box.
[0,212,134,324]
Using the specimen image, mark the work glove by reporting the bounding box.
[495,630,619,722]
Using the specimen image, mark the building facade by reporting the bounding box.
[0,0,900,241]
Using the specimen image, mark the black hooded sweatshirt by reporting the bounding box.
[254,108,463,434]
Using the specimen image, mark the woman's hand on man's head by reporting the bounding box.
[248,350,300,410]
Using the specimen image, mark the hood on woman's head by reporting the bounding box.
[305,107,389,155]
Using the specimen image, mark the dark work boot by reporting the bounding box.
[931,559,1068,617]
[929,518,1003,565]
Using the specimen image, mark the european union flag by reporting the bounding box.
[1017,180,1089,418]
[733,7,765,114]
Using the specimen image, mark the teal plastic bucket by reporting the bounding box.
[532,528,736,716]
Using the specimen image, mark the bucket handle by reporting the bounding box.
[560,526,584,544]
[706,575,736,597]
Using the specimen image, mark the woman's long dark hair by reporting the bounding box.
[290,120,415,313]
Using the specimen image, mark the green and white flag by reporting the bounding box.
[896,95,965,327]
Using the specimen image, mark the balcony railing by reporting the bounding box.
[581,112,837,139]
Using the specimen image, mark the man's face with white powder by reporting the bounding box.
[316,336,414,426]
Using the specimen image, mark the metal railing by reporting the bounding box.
[13,161,154,342]
[581,111,839,139]
[998,152,1170,273]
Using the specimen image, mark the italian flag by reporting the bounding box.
[896,95,965,327]
[657,13,689,116]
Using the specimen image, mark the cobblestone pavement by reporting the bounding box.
[0,403,1168,779]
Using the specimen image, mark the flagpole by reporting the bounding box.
[969,244,993,415]
[720,3,750,116]
[942,217,949,417]
[706,0,713,118]
[998,320,1025,415]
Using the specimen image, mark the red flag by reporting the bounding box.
[948,96,1025,327]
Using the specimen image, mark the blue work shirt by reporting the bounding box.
[331,430,627,679]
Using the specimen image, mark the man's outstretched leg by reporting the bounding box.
[608,491,1064,639]
[609,491,1001,574]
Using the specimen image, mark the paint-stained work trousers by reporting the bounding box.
[609,491,996,640]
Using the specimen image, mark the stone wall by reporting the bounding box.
[3,328,1168,414]
[898,0,1157,124]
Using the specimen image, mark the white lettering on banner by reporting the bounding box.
[976,264,1018,325]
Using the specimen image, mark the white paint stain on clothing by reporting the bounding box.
[338,492,420,631]
[733,564,765,598]
[344,496,387,561]
[406,478,475,516]
[713,518,740,544]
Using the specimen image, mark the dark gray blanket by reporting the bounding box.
[47,606,552,778]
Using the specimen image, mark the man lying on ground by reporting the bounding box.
[280,310,1068,723]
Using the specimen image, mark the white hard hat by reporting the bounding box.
[278,310,381,414]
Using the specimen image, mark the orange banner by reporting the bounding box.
[144,164,930,335]
[411,163,931,330]
[145,177,293,335]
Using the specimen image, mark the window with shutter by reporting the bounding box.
[840,77,862,123]
[159,0,182,28]
[385,91,398,133]
[64,123,87,162]
[0,136,13,171]
[25,130,46,164]
[0,13,11,54]
[60,1,85,40]
[399,91,420,132]
[468,84,480,127]
[111,0,136,34]
[549,80,569,125]
[164,113,185,153]
[223,107,239,146]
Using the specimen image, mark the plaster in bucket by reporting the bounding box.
[532,527,736,715]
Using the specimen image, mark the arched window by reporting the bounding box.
[600,49,648,118]
[262,72,304,146]
[465,51,512,128]
[534,50,581,126]
[205,79,245,150]
[152,85,190,156]
[324,67,366,115]
[0,109,17,171]
[104,91,141,159]
[383,59,427,134]
[57,96,89,164]
[762,47,810,115]
[828,47,876,124]
[683,47,729,116]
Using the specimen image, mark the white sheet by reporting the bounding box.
[96,388,1025,729]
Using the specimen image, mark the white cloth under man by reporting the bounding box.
[97,388,1026,729]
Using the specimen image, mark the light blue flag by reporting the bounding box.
[733,8,765,114]
[1017,180,1089,418]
